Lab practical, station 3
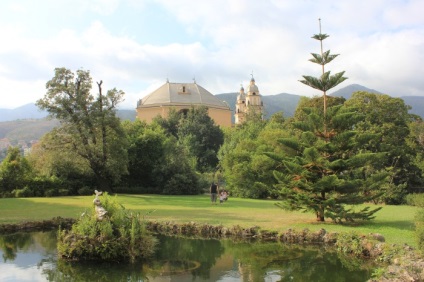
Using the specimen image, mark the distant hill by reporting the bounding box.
[401,96,424,118]
[0,119,60,142]
[215,92,301,122]
[330,84,383,99]
[0,104,48,122]
[1,84,423,143]
[330,84,424,118]
[0,109,136,142]
[0,105,136,122]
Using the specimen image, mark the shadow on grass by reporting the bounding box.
[364,220,416,231]
[122,194,280,210]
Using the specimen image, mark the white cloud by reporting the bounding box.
[0,0,423,109]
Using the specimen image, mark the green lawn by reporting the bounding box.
[0,194,420,247]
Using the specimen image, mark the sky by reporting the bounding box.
[0,0,423,109]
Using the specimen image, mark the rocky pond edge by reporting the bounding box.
[0,217,422,281]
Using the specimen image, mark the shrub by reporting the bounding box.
[58,193,157,262]
[13,186,34,198]
[406,193,424,207]
[27,176,64,197]
[335,231,364,257]
[162,172,201,195]
[58,189,69,196]
[44,189,58,197]
[77,186,93,196]
[415,209,424,253]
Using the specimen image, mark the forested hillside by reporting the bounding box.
[0,119,59,142]
[0,110,136,142]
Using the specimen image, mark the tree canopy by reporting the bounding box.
[36,68,128,191]
[154,106,224,173]
[0,147,32,196]
[267,103,387,222]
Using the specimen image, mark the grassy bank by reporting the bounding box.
[0,194,419,247]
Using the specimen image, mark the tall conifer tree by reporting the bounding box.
[299,18,347,120]
[267,20,387,222]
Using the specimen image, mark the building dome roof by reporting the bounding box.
[246,77,259,94]
[138,82,230,110]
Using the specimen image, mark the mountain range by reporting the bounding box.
[216,83,424,121]
[0,84,423,143]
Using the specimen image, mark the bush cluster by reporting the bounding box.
[406,193,424,207]
[57,193,157,262]
[415,209,424,253]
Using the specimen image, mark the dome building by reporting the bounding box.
[136,80,232,127]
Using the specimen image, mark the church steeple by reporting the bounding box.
[235,83,247,124]
[234,76,264,124]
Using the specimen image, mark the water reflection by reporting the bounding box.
[0,231,373,281]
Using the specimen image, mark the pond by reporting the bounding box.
[0,231,373,281]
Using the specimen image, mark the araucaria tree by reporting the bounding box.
[268,20,387,222]
[36,68,128,191]
[299,19,347,117]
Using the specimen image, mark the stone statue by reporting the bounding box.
[93,190,107,220]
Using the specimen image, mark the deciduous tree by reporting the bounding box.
[36,68,128,191]
[345,91,423,202]
[0,147,32,195]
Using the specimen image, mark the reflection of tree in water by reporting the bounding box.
[0,232,33,262]
[0,231,59,262]
[33,231,58,253]
[147,235,225,280]
[43,235,225,282]
[223,241,372,282]
[43,260,147,282]
[2,231,374,281]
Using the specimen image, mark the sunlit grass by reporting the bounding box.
[0,194,419,247]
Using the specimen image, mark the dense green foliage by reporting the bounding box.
[406,194,424,253]
[58,193,157,262]
[268,103,387,222]
[122,119,202,194]
[407,120,424,191]
[218,113,285,198]
[154,106,224,172]
[415,209,424,253]
[0,147,32,197]
[344,92,422,203]
[406,193,424,207]
[36,68,128,192]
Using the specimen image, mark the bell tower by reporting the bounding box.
[235,75,264,124]
[234,84,246,124]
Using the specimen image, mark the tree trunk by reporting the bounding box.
[316,210,325,221]
[316,201,325,221]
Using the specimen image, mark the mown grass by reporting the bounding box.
[0,194,419,247]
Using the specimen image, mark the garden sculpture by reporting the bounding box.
[93,190,107,220]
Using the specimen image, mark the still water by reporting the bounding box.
[0,231,373,282]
